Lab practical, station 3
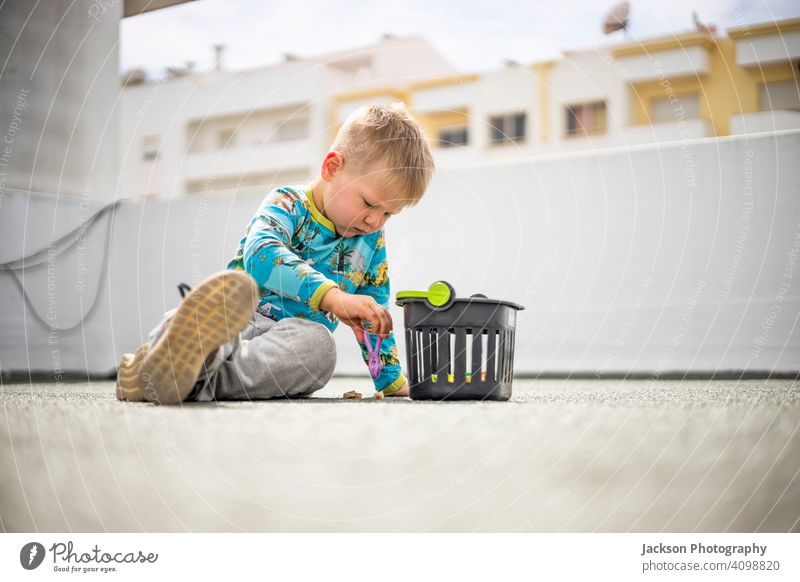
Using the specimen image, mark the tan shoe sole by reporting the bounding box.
[116,343,149,401]
[140,270,259,405]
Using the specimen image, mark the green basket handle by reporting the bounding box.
[396,281,455,308]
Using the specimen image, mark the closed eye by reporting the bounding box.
[363,197,393,217]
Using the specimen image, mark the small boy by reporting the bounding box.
[116,103,435,404]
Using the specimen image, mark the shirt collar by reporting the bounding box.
[303,185,337,234]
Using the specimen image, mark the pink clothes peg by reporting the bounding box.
[362,329,383,379]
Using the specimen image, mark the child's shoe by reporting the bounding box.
[118,270,259,405]
[116,343,150,402]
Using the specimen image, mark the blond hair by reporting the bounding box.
[332,103,435,207]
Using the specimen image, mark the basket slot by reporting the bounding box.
[416,329,425,382]
[465,331,473,374]
[487,329,497,381]
[422,328,434,381]
[454,328,467,382]
[406,328,417,384]
[498,330,508,382]
[481,331,488,379]
[504,330,514,382]
[435,327,450,380]
[507,330,516,382]
[471,327,483,380]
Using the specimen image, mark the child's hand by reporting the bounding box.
[320,288,393,338]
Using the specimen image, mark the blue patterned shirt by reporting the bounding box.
[227,184,406,394]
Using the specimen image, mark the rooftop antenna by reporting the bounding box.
[213,44,225,72]
[603,1,631,40]
[692,11,717,34]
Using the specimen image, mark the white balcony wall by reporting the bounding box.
[336,94,405,124]
[734,31,800,67]
[413,82,476,114]
[616,45,711,82]
[731,111,800,135]
[180,138,316,184]
[3,131,798,377]
[618,119,714,145]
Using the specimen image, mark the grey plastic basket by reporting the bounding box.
[395,282,525,401]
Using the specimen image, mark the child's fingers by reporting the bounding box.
[374,307,392,338]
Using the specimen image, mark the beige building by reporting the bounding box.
[121,17,800,198]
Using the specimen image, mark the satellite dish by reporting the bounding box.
[603,1,630,35]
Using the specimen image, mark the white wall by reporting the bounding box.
[731,111,800,135]
[734,31,800,67]
[2,131,798,379]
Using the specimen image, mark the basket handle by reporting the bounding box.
[396,281,455,308]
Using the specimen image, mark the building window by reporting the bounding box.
[650,93,699,123]
[218,127,236,149]
[565,102,607,136]
[759,80,800,112]
[438,126,469,148]
[142,135,160,161]
[275,117,309,141]
[489,113,526,144]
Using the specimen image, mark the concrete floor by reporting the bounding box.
[1,378,798,532]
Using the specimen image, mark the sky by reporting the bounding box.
[121,0,800,78]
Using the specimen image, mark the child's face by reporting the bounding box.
[324,156,406,238]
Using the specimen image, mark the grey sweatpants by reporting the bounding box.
[149,309,337,402]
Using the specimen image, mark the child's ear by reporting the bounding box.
[322,151,345,180]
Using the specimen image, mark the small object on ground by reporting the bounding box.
[374,391,384,400]
[465,372,472,384]
[343,390,363,400]
[481,371,487,382]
